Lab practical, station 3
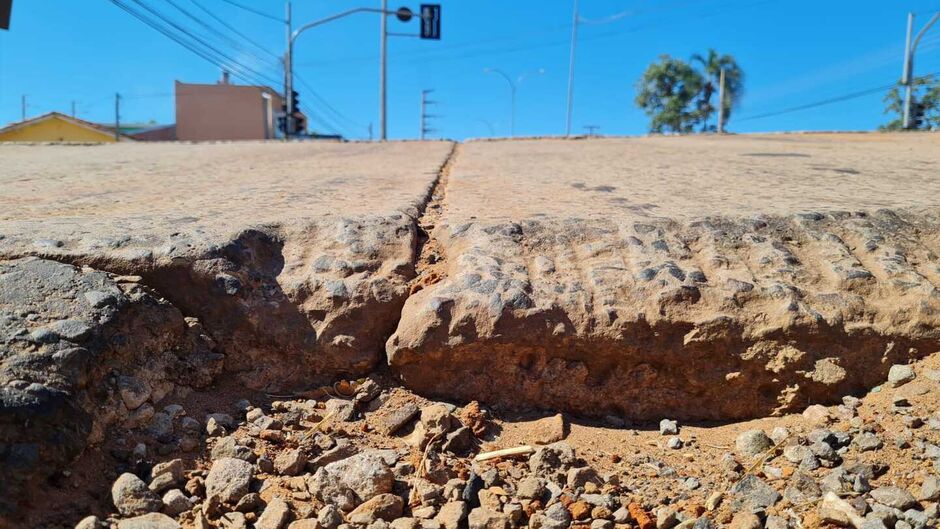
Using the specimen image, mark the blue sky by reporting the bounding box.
[1,0,939,140]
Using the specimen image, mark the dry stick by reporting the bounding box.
[741,434,792,477]
[419,432,446,479]
[704,443,731,450]
[296,410,338,446]
[474,445,535,462]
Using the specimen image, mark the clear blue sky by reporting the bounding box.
[2,0,939,140]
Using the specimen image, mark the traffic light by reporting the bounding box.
[291,90,300,112]
[294,115,306,135]
[912,101,926,130]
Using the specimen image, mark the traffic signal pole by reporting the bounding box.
[380,0,388,141]
[284,1,293,139]
[284,4,439,141]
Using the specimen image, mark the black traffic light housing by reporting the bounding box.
[912,100,926,129]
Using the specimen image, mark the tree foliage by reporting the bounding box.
[881,75,940,131]
[692,49,744,131]
[635,50,744,133]
[635,55,705,133]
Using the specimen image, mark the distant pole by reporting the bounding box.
[565,0,579,136]
[368,122,373,141]
[583,125,600,136]
[379,0,388,141]
[420,89,436,140]
[717,68,726,134]
[284,0,293,139]
[20,94,25,121]
[71,100,76,118]
[420,90,426,140]
[114,93,121,142]
[902,12,914,129]
[902,11,940,129]
[483,68,516,136]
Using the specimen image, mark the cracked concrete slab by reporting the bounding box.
[388,133,940,420]
[0,141,456,389]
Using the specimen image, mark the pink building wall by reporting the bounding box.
[175,81,282,141]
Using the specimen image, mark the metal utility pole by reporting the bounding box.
[284,1,293,139]
[20,94,25,121]
[901,11,940,129]
[420,89,437,140]
[583,125,600,136]
[717,68,726,134]
[379,0,388,141]
[71,100,76,118]
[368,123,373,141]
[565,0,580,136]
[483,68,543,137]
[484,68,516,136]
[114,93,121,142]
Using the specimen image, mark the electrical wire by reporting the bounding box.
[187,0,281,60]
[126,0,281,87]
[738,71,939,122]
[217,0,284,23]
[293,73,368,134]
[163,0,281,71]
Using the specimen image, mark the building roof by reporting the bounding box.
[0,111,134,141]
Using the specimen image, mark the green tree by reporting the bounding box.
[691,49,744,131]
[635,55,706,133]
[881,75,940,130]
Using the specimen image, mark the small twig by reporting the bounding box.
[742,434,791,477]
[473,445,535,462]
[704,443,731,450]
[419,432,446,479]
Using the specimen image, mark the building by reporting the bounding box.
[0,112,132,143]
[175,79,302,141]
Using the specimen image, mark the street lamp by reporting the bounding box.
[483,67,544,137]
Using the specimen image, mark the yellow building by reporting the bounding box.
[0,112,132,143]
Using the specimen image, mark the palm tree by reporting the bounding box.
[691,49,744,131]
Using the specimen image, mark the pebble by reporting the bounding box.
[888,364,916,388]
[870,485,917,510]
[256,497,291,529]
[205,457,254,504]
[115,513,180,529]
[112,473,163,516]
[734,429,772,458]
[659,419,678,435]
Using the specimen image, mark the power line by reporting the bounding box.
[163,0,280,70]
[293,73,368,135]
[114,0,280,88]
[187,0,280,60]
[738,71,939,122]
[130,0,280,85]
[217,0,284,23]
[297,0,769,68]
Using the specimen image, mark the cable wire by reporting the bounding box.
[739,71,939,122]
[187,0,281,60]
[127,0,281,87]
[217,0,284,23]
[163,0,281,70]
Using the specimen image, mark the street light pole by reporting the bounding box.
[901,11,940,129]
[484,68,515,136]
[379,0,388,141]
[565,0,579,136]
[484,68,544,137]
[284,0,293,139]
